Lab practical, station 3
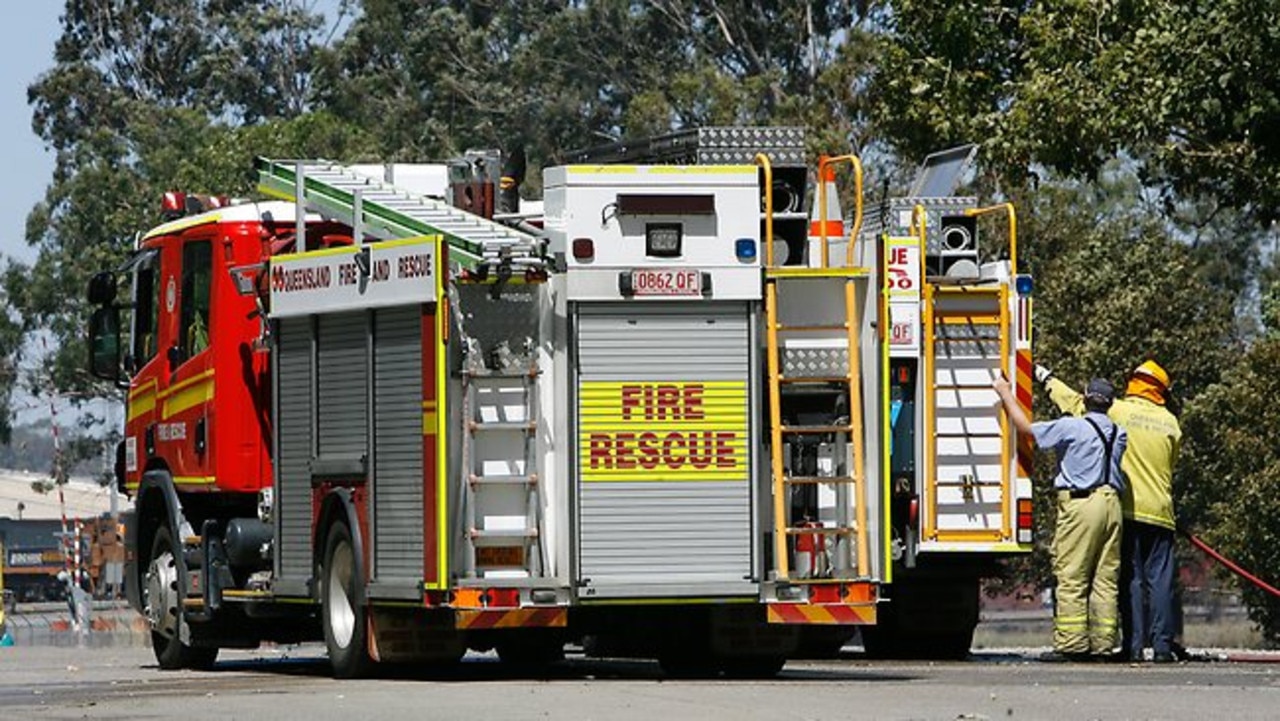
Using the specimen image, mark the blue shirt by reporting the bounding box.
[1031,411,1128,492]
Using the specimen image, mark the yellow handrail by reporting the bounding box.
[755,153,775,268]
[765,282,789,579]
[844,279,870,577]
[816,154,864,268]
[914,204,936,542]
[964,203,1018,276]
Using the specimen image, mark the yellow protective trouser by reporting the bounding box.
[1052,487,1123,654]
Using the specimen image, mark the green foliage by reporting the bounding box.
[4,1,368,464]
[1180,340,1280,645]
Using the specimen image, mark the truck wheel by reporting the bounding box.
[144,526,218,670]
[321,521,372,678]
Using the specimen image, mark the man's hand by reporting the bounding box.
[1034,364,1053,384]
[993,375,1013,398]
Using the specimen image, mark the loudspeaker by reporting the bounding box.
[927,215,979,279]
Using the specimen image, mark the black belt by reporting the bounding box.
[1061,486,1107,499]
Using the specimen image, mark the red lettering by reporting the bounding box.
[620,385,641,421]
[615,432,636,469]
[638,432,659,469]
[715,432,736,468]
[643,385,655,420]
[889,247,908,264]
[663,432,685,469]
[656,385,679,421]
[688,431,711,469]
[589,434,613,470]
[683,385,704,420]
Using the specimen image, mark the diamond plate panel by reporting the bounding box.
[782,347,849,377]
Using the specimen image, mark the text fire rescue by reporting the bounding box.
[586,383,741,472]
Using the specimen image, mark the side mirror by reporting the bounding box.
[88,306,122,382]
[87,271,117,306]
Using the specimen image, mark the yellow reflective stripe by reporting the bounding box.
[565,165,755,175]
[422,400,438,436]
[128,380,159,421]
[128,391,157,421]
[173,476,217,486]
[161,372,215,419]
[142,213,222,240]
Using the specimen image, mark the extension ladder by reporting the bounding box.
[256,158,542,269]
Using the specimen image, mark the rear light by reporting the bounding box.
[1017,498,1033,543]
[572,237,594,261]
[485,587,520,607]
[735,238,757,261]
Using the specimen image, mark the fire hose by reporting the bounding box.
[1179,526,1280,599]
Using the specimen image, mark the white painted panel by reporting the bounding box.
[936,435,1003,458]
[935,387,999,409]
[936,463,1004,483]
[935,366,999,387]
[936,414,1002,436]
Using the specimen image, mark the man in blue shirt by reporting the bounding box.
[995,375,1127,661]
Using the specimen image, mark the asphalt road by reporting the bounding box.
[1,644,1278,721]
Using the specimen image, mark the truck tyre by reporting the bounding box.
[321,521,372,679]
[145,526,218,670]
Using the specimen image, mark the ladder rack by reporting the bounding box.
[256,158,543,270]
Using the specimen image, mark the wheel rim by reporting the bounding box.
[144,538,179,639]
[327,539,356,649]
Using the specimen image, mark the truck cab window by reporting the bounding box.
[179,241,212,362]
[131,253,161,366]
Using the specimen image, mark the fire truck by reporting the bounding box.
[85,127,1029,676]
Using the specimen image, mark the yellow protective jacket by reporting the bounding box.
[1045,377,1181,530]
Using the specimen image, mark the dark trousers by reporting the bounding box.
[1121,520,1176,656]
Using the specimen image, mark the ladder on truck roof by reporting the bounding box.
[256,158,543,269]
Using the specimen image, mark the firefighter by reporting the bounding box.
[1039,360,1183,663]
[994,375,1126,661]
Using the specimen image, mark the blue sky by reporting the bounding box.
[0,6,60,266]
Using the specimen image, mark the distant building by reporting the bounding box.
[0,469,113,520]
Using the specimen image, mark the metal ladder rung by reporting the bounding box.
[469,474,538,486]
[470,529,538,541]
[783,476,858,485]
[780,424,853,434]
[933,481,1003,488]
[784,527,858,536]
[469,420,537,432]
[463,370,539,380]
[778,376,848,384]
[773,324,848,332]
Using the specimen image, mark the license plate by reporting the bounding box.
[631,268,701,296]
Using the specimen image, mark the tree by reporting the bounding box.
[3,1,364,457]
[315,1,881,178]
